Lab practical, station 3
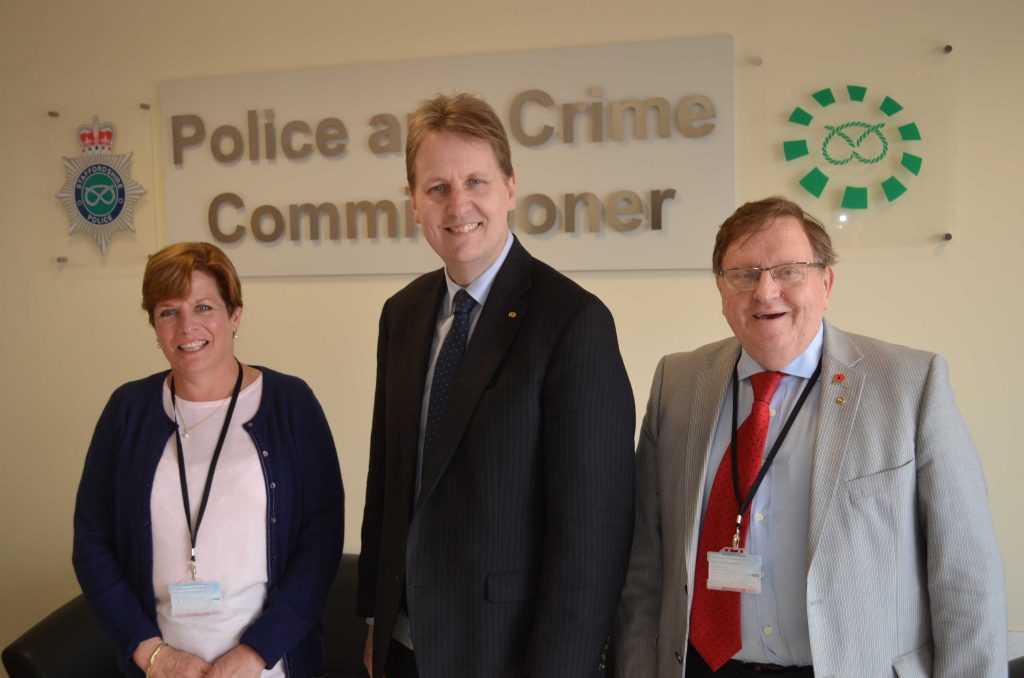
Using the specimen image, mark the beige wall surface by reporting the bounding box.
[1,0,1020,667]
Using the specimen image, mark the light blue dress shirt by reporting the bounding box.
[415,232,513,496]
[701,323,824,667]
[390,234,514,647]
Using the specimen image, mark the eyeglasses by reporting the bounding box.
[718,262,826,291]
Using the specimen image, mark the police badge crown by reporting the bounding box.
[57,115,146,254]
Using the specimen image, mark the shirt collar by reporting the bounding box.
[738,322,824,381]
[442,232,514,313]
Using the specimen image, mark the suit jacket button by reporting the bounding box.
[675,650,684,664]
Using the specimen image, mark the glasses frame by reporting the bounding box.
[718,261,827,290]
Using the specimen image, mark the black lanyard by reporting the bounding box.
[727,357,822,547]
[170,360,243,580]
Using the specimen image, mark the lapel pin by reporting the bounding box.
[832,373,846,384]
[508,311,517,318]
[835,396,846,405]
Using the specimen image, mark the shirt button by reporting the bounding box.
[769,407,776,417]
[755,512,765,522]
[262,450,269,457]
[763,625,774,635]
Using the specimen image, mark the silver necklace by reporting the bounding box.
[174,398,230,438]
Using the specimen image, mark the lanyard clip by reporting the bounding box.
[732,515,743,550]
[190,549,197,581]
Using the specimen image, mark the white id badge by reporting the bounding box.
[707,549,763,594]
[169,581,222,617]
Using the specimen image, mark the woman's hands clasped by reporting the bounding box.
[135,638,265,678]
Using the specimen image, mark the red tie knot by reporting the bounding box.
[749,371,784,404]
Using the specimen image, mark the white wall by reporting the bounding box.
[1,0,1020,668]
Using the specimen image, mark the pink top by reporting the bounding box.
[152,375,284,676]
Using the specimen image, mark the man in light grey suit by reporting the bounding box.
[615,196,1006,677]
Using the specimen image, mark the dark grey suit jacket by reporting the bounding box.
[358,238,636,678]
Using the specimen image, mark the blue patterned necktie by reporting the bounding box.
[423,289,477,466]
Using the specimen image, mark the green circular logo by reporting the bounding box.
[782,85,923,209]
[74,163,126,224]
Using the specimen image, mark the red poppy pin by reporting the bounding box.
[832,373,846,384]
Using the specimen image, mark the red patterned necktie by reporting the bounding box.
[690,370,784,671]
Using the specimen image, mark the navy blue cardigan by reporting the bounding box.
[72,367,344,677]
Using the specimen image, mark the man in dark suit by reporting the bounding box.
[357,93,636,678]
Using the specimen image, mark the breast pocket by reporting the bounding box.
[838,458,917,577]
[845,459,915,502]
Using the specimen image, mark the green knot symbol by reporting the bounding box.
[822,121,888,166]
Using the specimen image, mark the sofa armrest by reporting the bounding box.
[323,553,369,678]
[5,555,371,678]
[2,594,120,678]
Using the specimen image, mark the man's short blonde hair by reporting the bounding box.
[405,93,514,188]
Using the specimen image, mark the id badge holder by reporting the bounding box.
[169,580,222,617]
[707,548,763,594]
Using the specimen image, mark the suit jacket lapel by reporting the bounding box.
[416,239,531,510]
[395,271,446,507]
[807,322,865,564]
[683,341,739,584]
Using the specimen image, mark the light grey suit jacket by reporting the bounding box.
[615,322,1006,678]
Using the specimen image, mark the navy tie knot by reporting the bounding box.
[452,289,475,317]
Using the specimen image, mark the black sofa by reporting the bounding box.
[8,556,1019,677]
[2,553,367,678]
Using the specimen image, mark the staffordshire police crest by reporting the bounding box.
[57,116,146,254]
